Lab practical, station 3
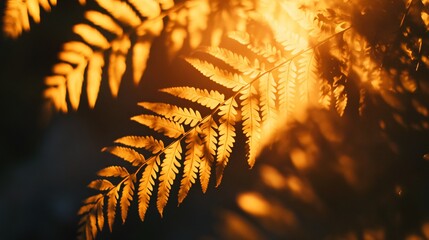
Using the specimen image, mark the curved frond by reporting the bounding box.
[216,98,238,186]
[157,141,182,216]
[3,0,56,38]
[178,128,202,204]
[44,0,172,112]
[115,136,164,153]
[160,87,225,109]
[131,114,185,138]
[138,156,160,221]
[139,102,202,127]
[102,146,145,166]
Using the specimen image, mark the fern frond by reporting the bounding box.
[120,174,135,223]
[240,85,262,167]
[199,116,217,192]
[138,156,160,221]
[3,0,56,38]
[97,166,129,178]
[88,179,114,191]
[160,87,225,109]
[115,136,164,153]
[216,98,238,186]
[203,46,260,77]
[102,146,145,166]
[157,141,182,216]
[139,102,202,127]
[44,1,174,112]
[108,35,131,97]
[186,58,248,91]
[107,183,121,231]
[132,114,185,138]
[178,128,202,204]
[87,52,105,108]
[258,72,278,131]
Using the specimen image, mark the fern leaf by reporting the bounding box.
[102,146,145,166]
[199,116,218,193]
[63,41,94,57]
[186,58,248,91]
[107,183,121,232]
[127,0,161,18]
[109,35,131,97]
[178,128,202,204]
[85,11,123,36]
[97,166,129,178]
[96,197,105,231]
[240,85,262,167]
[259,72,278,131]
[157,141,182,217]
[115,136,164,153]
[87,52,104,108]
[131,114,185,138]
[296,51,319,104]
[44,76,67,112]
[88,210,97,239]
[138,156,160,221]
[94,0,142,28]
[120,174,135,223]
[73,24,110,49]
[139,102,202,127]
[132,37,152,85]
[160,87,225,109]
[204,46,259,77]
[216,98,238,186]
[67,61,87,110]
[88,179,114,191]
[3,0,56,38]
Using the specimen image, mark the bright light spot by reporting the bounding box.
[290,149,310,169]
[237,192,270,217]
[260,165,286,190]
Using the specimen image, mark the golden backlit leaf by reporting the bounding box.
[96,198,104,231]
[115,136,164,153]
[204,46,258,77]
[102,146,145,166]
[240,85,261,167]
[216,98,238,186]
[44,76,68,112]
[131,114,185,138]
[258,73,277,136]
[157,141,182,216]
[178,128,202,204]
[87,52,105,108]
[139,102,202,127]
[186,58,248,91]
[138,156,160,221]
[94,0,142,27]
[120,175,135,223]
[97,166,129,178]
[52,63,73,75]
[85,11,123,36]
[107,183,121,231]
[132,38,152,85]
[3,0,56,38]
[62,41,94,57]
[67,62,87,110]
[88,179,114,191]
[160,87,225,109]
[199,116,218,192]
[73,24,110,49]
[128,0,161,18]
[108,35,131,97]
